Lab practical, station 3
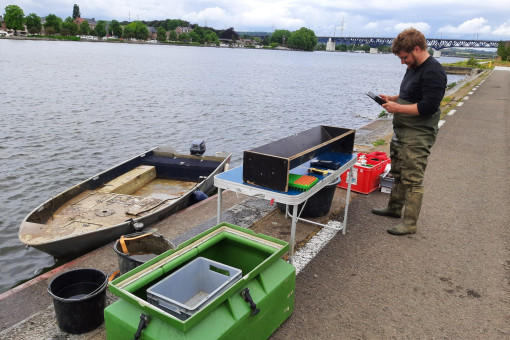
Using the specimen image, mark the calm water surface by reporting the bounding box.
[0,39,465,292]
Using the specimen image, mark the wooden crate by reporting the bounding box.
[243,125,355,191]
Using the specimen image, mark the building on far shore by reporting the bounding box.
[175,26,192,36]
[147,26,157,39]
[73,17,98,30]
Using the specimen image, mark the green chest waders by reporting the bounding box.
[375,98,441,235]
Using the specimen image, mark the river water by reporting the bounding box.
[0,39,466,293]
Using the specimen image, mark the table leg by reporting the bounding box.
[217,188,222,224]
[289,204,298,265]
[342,165,354,235]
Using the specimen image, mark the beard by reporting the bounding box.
[406,52,419,69]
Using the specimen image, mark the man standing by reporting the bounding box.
[372,28,447,235]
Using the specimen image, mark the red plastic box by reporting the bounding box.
[338,152,390,194]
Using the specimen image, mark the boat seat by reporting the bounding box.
[142,155,220,182]
[98,165,156,195]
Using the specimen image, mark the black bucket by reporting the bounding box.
[277,176,341,218]
[48,268,107,334]
[114,232,174,275]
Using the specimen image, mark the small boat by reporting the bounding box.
[19,144,231,258]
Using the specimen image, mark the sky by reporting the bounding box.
[3,0,510,40]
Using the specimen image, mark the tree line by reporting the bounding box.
[497,41,510,61]
[267,28,317,51]
[2,4,318,51]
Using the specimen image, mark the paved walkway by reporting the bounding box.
[273,68,510,339]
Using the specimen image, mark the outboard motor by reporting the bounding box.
[190,139,206,156]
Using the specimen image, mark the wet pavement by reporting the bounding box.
[272,67,510,339]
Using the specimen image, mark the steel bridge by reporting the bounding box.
[317,36,501,50]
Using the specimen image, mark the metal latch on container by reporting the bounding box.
[241,288,260,316]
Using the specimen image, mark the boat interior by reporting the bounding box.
[20,151,225,242]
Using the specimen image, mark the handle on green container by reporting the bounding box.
[132,314,151,340]
[241,288,260,316]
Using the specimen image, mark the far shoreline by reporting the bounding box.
[1,36,498,59]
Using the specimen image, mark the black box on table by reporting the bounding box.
[243,125,355,192]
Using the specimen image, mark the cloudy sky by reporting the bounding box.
[3,0,510,39]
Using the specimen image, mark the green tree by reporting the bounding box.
[168,30,177,41]
[378,45,391,53]
[178,32,189,42]
[204,30,219,44]
[467,57,479,67]
[72,4,80,19]
[123,21,148,40]
[4,5,25,35]
[287,27,317,51]
[163,19,190,31]
[270,29,291,45]
[95,20,107,38]
[156,26,166,42]
[79,20,89,35]
[497,41,510,61]
[61,16,79,36]
[218,27,239,41]
[122,25,131,39]
[44,14,62,35]
[109,20,122,37]
[335,43,347,51]
[190,25,206,43]
[189,30,199,43]
[25,13,42,35]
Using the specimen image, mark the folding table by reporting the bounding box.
[214,151,356,264]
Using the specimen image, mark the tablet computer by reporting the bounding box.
[366,91,387,105]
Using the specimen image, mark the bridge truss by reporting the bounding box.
[317,37,501,50]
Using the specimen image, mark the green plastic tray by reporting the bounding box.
[288,174,318,191]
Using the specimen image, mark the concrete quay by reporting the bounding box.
[1,67,508,339]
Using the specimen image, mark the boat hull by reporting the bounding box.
[19,147,231,258]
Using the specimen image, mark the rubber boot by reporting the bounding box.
[387,190,423,235]
[372,182,405,218]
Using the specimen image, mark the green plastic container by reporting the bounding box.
[105,223,295,340]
